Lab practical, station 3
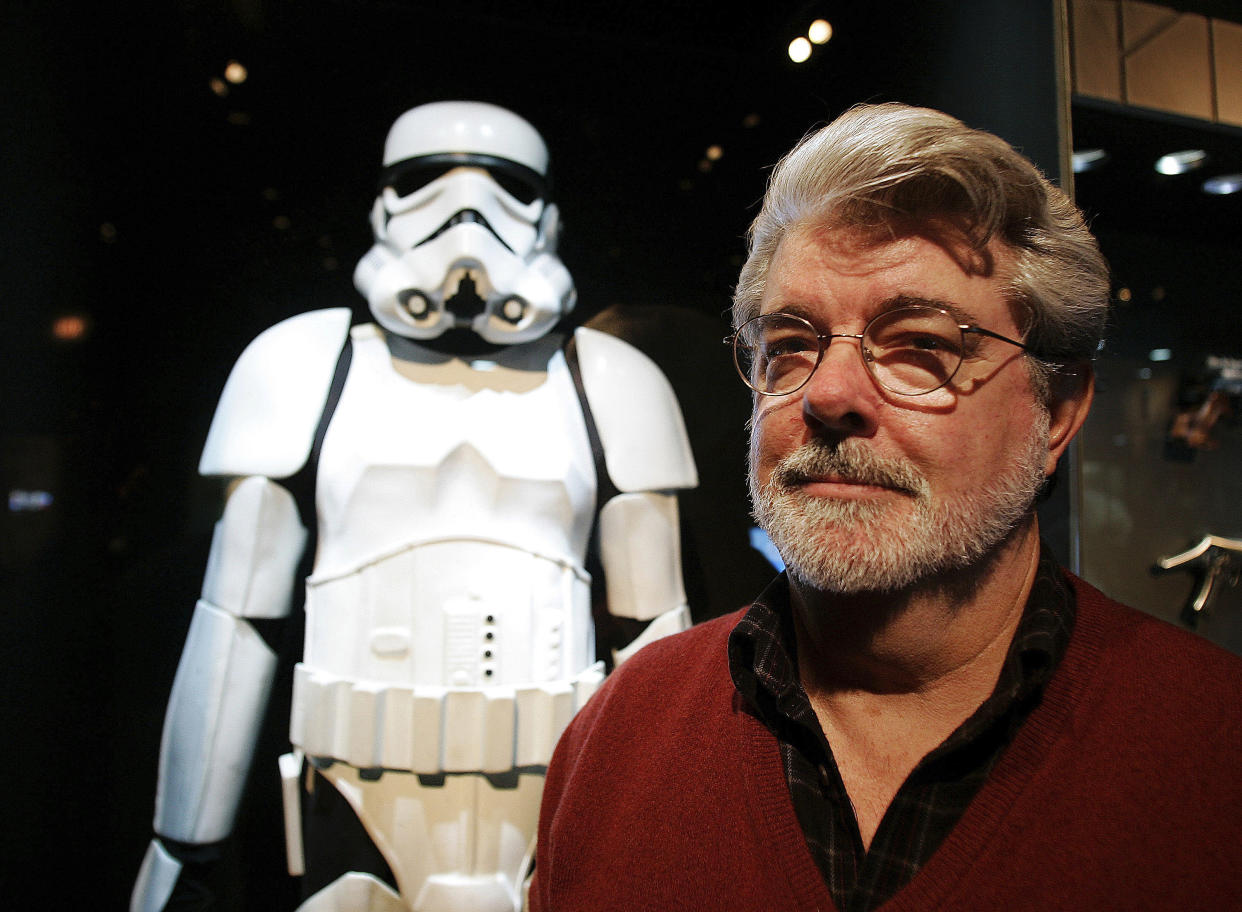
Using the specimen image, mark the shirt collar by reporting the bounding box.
[729,542,1077,752]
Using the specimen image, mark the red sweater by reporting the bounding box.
[532,574,1242,911]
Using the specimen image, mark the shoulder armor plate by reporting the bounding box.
[573,326,698,493]
[199,308,353,478]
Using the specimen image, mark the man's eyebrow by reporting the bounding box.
[763,295,985,328]
[882,293,982,327]
[766,302,821,324]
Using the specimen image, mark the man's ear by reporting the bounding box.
[1045,363,1095,476]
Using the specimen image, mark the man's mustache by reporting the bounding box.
[772,439,928,498]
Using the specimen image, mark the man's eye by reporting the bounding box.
[900,333,961,356]
[764,336,815,357]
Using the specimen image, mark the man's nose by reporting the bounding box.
[800,336,880,436]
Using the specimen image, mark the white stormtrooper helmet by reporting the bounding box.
[354,101,577,345]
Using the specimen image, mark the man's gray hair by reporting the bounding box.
[733,103,1110,387]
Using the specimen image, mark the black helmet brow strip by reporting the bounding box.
[380,152,548,201]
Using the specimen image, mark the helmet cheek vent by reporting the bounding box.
[396,290,438,327]
[498,297,528,325]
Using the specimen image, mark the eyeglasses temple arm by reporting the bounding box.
[963,325,1032,352]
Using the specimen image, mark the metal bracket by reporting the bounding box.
[1154,534,1242,627]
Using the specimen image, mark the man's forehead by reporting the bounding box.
[760,222,1016,325]
[768,220,1009,286]
[789,218,1003,273]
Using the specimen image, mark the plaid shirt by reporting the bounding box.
[728,545,1075,912]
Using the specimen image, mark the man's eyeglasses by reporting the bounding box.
[729,305,1033,397]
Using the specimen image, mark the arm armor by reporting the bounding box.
[134,477,307,911]
[574,327,697,659]
[134,311,350,911]
[153,476,307,843]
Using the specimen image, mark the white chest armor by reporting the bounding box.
[291,325,604,774]
[136,307,696,912]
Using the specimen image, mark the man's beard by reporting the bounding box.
[748,412,1050,594]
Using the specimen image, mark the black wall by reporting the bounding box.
[2,2,1066,907]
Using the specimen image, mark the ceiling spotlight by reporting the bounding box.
[1203,174,1242,195]
[1155,149,1207,175]
[224,60,248,85]
[808,19,833,44]
[788,36,812,63]
[1071,148,1108,173]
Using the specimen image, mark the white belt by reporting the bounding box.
[290,661,605,774]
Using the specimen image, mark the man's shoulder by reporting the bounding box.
[1050,571,1242,857]
[1065,571,1242,731]
[573,611,743,722]
[612,609,744,684]
[1068,570,1242,669]
[553,610,747,762]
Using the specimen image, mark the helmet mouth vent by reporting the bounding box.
[444,269,488,323]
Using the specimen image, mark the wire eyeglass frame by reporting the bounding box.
[728,305,1035,397]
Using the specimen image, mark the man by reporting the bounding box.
[530,103,1242,911]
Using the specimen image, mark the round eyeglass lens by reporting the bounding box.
[735,313,821,395]
[864,306,965,395]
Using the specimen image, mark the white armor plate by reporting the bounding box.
[281,323,612,910]
[290,325,601,776]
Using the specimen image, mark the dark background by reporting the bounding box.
[2,1,1239,908]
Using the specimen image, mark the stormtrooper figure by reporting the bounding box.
[132,101,697,912]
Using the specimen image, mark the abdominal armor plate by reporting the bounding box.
[291,325,602,774]
[286,326,604,911]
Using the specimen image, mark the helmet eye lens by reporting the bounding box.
[387,163,457,199]
[490,170,541,205]
[380,154,546,206]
